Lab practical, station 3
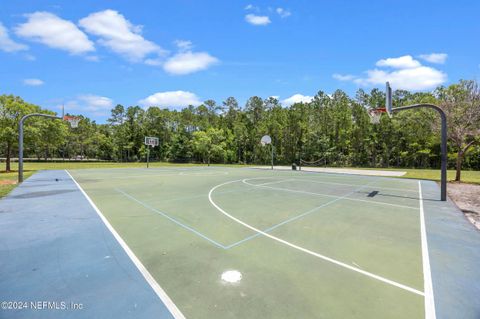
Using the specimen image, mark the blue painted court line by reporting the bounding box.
[0,170,179,319]
[117,179,380,251]
[224,178,381,249]
[115,188,228,249]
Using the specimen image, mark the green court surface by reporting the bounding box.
[66,166,436,319]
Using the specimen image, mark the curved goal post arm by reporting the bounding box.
[18,113,81,183]
[392,104,448,201]
[18,113,63,183]
[384,80,446,201]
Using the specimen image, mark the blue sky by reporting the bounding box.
[1,0,479,123]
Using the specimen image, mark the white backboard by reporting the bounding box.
[145,136,159,147]
[260,135,272,145]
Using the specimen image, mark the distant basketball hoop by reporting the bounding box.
[368,82,393,124]
[18,113,81,183]
[260,135,272,146]
[260,135,273,169]
[63,115,80,128]
[145,136,160,147]
[144,136,160,168]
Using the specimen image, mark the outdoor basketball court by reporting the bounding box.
[1,166,479,318]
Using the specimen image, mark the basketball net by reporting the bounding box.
[63,116,80,128]
[368,107,386,124]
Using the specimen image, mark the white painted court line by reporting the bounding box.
[209,179,425,296]
[291,177,420,193]
[224,178,380,249]
[255,167,412,182]
[106,173,182,179]
[242,179,419,211]
[418,181,436,319]
[115,188,227,249]
[256,178,294,186]
[179,171,229,176]
[65,170,186,319]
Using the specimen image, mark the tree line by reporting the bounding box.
[1,80,479,180]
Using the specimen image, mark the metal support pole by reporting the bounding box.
[147,146,150,168]
[393,104,448,201]
[271,144,274,170]
[18,113,61,183]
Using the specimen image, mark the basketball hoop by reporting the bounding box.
[144,136,159,147]
[368,107,386,124]
[260,135,274,169]
[63,116,80,128]
[260,135,271,146]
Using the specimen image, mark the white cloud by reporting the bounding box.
[85,55,99,62]
[163,51,219,75]
[23,78,44,86]
[144,58,163,66]
[282,94,313,106]
[139,91,201,108]
[333,55,447,90]
[15,12,94,54]
[0,22,28,52]
[24,53,36,61]
[333,73,356,81]
[418,53,448,64]
[174,39,193,52]
[276,8,291,18]
[245,4,261,11]
[79,94,113,110]
[376,55,421,69]
[354,66,446,90]
[64,94,114,115]
[79,9,165,62]
[245,14,271,26]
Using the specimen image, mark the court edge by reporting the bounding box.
[65,169,435,318]
[64,170,186,319]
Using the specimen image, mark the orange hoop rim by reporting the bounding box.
[63,115,80,120]
[368,107,387,114]
[63,115,80,128]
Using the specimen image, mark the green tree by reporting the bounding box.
[0,95,40,171]
[2,79,480,173]
[436,80,480,181]
[192,128,226,165]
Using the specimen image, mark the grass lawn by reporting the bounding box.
[0,161,479,198]
[0,170,34,197]
[353,167,480,184]
[402,168,480,184]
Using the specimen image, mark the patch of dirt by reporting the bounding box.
[0,180,17,185]
[447,182,480,230]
